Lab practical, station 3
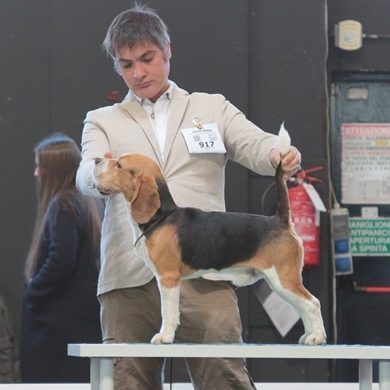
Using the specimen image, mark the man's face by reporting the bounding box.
[115,42,171,102]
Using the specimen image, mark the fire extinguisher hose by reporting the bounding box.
[353,284,390,294]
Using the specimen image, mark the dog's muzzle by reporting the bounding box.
[93,158,109,175]
[92,158,112,195]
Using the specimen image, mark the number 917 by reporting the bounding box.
[199,141,214,148]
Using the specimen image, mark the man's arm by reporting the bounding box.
[221,97,301,176]
[76,113,111,198]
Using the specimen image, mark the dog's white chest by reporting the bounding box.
[132,224,158,274]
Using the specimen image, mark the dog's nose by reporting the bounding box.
[95,158,102,165]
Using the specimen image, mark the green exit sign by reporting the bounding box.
[349,218,390,256]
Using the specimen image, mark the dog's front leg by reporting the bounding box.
[151,281,180,344]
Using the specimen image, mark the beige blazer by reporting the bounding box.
[76,82,278,295]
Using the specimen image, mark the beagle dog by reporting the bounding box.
[93,140,326,346]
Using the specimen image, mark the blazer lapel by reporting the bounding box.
[118,98,164,166]
[163,86,189,168]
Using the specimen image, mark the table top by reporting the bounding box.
[68,343,390,360]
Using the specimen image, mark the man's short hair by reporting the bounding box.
[103,4,170,59]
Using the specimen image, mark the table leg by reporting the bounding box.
[379,360,390,390]
[100,357,114,390]
[91,358,100,390]
[359,359,373,390]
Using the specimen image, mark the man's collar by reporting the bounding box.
[132,80,173,105]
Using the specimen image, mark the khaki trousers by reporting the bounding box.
[99,278,255,390]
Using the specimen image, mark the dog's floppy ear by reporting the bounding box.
[131,173,161,224]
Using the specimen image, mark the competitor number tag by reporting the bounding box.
[181,123,227,154]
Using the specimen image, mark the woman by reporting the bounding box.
[20,133,102,383]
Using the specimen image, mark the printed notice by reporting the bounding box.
[349,217,390,256]
[254,280,299,337]
[341,123,390,204]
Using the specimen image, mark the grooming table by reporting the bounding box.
[68,343,390,390]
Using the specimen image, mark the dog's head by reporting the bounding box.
[94,153,162,224]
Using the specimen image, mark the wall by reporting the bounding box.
[0,0,330,382]
[243,0,330,381]
[327,0,390,382]
[327,0,390,73]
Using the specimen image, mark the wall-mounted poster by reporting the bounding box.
[341,123,390,204]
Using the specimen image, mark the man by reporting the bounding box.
[76,4,301,390]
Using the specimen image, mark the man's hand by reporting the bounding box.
[270,146,301,178]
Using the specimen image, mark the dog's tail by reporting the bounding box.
[275,123,291,226]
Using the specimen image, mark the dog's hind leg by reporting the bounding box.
[295,291,326,345]
[262,267,326,345]
[151,274,181,344]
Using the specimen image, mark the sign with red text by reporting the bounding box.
[341,123,390,204]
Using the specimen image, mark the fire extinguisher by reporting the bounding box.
[288,167,323,268]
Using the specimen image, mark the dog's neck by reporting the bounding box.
[138,178,177,235]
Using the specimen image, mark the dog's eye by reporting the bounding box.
[129,169,136,175]
[115,162,122,169]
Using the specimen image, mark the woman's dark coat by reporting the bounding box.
[20,192,102,383]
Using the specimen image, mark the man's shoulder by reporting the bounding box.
[188,91,226,105]
[172,82,226,102]
[85,102,123,121]
[87,103,120,115]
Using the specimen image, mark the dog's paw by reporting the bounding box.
[299,331,327,345]
[151,332,175,345]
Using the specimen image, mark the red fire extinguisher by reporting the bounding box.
[288,167,323,268]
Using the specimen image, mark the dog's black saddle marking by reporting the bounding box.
[175,208,283,270]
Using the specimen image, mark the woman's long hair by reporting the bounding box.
[24,133,102,281]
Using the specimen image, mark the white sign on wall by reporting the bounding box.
[341,123,390,204]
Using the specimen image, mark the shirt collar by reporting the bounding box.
[133,80,173,106]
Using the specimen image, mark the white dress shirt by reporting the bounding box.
[134,81,173,159]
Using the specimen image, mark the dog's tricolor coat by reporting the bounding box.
[93,137,326,346]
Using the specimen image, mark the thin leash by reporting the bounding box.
[134,209,176,247]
